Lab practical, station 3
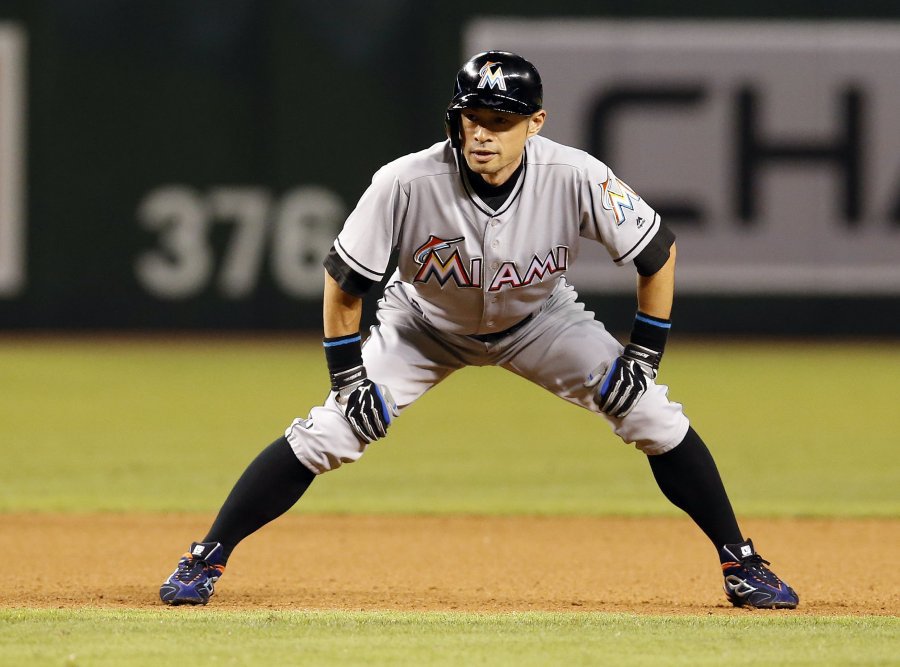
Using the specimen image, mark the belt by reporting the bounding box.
[468,313,534,343]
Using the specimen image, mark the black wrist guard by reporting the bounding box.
[323,333,366,392]
[630,311,671,356]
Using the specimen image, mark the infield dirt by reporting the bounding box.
[1,514,896,615]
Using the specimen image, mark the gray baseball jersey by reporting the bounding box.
[286,135,688,473]
[333,135,660,336]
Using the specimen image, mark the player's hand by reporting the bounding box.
[338,379,399,444]
[585,343,661,418]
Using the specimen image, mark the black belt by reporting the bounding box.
[469,314,534,343]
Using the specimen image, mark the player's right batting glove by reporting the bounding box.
[324,333,399,444]
[585,312,670,419]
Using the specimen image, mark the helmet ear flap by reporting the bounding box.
[445,108,462,149]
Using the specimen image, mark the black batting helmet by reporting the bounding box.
[445,51,543,148]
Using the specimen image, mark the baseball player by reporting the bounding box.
[160,51,798,610]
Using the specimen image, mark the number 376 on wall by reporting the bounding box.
[135,185,344,300]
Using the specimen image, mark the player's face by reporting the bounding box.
[460,108,546,186]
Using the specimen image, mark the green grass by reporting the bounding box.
[0,609,896,667]
[1,341,897,664]
[0,338,898,516]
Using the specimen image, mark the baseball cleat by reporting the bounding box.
[159,541,226,606]
[721,539,798,609]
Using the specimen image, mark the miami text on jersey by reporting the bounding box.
[599,177,641,226]
[412,235,568,291]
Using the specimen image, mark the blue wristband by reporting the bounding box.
[323,333,363,375]
[630,312,670,353]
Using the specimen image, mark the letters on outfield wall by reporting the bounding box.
[0,24,25,297]
[465,21,900,295]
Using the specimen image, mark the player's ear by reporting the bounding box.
[527,110,546,137]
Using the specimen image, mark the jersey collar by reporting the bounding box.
[456,145,528,218]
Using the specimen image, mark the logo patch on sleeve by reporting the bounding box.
[599,177,642,226]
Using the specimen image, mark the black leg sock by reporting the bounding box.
[647,427,743,554]
[204,436,315,561]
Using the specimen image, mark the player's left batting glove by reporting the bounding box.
[339,379,399,444]
[324,333,399,444]
[585,312,670,419]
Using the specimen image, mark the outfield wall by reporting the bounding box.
[0,1,897,334]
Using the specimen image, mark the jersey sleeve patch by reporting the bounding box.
[586,166,663,266]
[599,176,643,226]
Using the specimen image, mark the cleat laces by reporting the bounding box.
[740,554,784,588]
[173,556,205,582]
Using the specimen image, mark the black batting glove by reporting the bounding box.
[585,312,670,419]
[339,378,398,444]
[324,333,398,444]
[586,343,661,418]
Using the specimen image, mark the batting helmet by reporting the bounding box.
[445,51,543,148]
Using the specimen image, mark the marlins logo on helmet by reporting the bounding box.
[477,61,507,90]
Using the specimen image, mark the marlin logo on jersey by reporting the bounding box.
[413,235,465,264]
[413,235,568,291]
[599,177,641,226]
[477,61,507,91]
[413,235,482,288]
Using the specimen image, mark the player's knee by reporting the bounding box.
[284,403,370,474]
[606,383,690,455]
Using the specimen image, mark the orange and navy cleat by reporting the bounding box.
[159,541,226,605]
[721,539,798,609]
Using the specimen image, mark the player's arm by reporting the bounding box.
[321,269,398,444]
[319,162,403,441]
[324,271,363,338]
[636,242,675,320]
[587,243,676,419]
